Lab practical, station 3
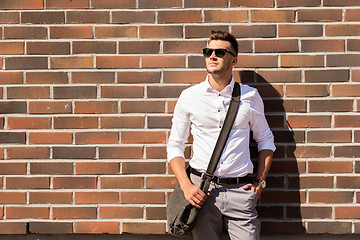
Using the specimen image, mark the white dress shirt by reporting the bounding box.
[167,76,276,178]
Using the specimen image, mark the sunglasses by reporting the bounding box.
[203,48,236,58]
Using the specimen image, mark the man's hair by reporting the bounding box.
[209,30,238,56]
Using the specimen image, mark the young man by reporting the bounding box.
[167,31,275,240]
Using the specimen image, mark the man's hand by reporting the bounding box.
[182,182,207,209]
[242,183,262,201]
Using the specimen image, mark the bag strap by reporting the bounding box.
[200,82,241,193]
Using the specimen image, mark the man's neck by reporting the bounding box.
[208,73,232,92]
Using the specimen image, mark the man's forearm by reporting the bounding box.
[257,149,273,180]
[169,156,192,188]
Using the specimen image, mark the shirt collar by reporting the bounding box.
[202,75,235,97]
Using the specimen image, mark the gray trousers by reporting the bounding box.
[190,173,260,240]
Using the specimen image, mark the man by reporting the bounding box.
[167,30,275,240]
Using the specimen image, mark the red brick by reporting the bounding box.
[50,26,93,39]
[309,191,354,204]
[310,99,353,112]
[0,42,24,55]
[0,222,26,234]
[348,39,360,51]
[278,24,323,37]
[146,207,166,220]
[6,177,50,189]
[46,0,89,8]
[0,163,26,175]
[291,146,331,158]
[6,207,49,219]
[163,41,206,54]
[139,0,182,8]
[95,26,137,38]
[99,147,143,159]
[27,42,70,55]
[99,207,143,219]
[29,101,72,114]
[75,221,119,234]
[74,101,118,114]
[113,11,154,24]
[51,56,93,69]
[302,39,345,52]
[5,57,48,70]
[324,0,360,6]
[54,116,98,129]
[146,176,177,189]
[75,162,120,175]
[72,72,115,84]
[30,162,73,175]
[121,131,166,144]
[7,86,50,99]
[305,69,349,83]
[0,132,26,144]
[54,86,96,99]
[337,176,360,188]
[163,71,206,84]
[0,192,26,204]
[259,191,303,204]
[185,25,229,39]
[121,192,165,204]
[255,39,298,53]
[53,177,97,189]
[75,132,118,145]
[334,146,360,158]
[140,26,183,38]
[100,116,144,129]
[158,10,201,23]
[66,11,110,24]
[236,55,278,68]
[7,147,50,159]
[326,24,360,36]
[287,115,331,128]
[333,84,360,97]
[0,72,23,84]
[4,26,47,39]
[287,206,332,219]
[345,9,360,21]
[0,0,43,9]
[91,0,135,8]
[118,41,159,54]
[21,11,65,24]
[251,10,295,22]
[96,56,139,69]
[308,160,353,173]
[335,207,360,219]
[0,12,19,23]
[122,162,166,174]
[281,55,324,67]
[29,192,73,204]
[75,192,119,204]
[121,101,165,113]
[73,41,115,54]
[27,72,68,84]
[286,84,329,97]
[100,177,144,189]
[101,86,143,99]
[277,0,321,7]
[53,147,96,159]
[298,9,342,22]
[231,0,274,7]
[328,54,360,67]
[117,71,161,84]
[232,25,276,38]
[145,146,166,159]
[290,176,334,189]
[335,115,360,127]
[29,222,73,234]
[53,207,96,219]
[8,117,51,129]
[142,56,185,68]
[148,116,172,129]
[123,222,165,234]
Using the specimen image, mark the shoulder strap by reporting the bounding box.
[206,82,241,175]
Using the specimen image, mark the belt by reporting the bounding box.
[190,168,254,185]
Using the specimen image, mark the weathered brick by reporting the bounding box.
[75,132,119,145]
[117,71,161,84]
[184,0,227,8]
[99,147,143,159]
[278,24,323,37]
[237,55,278,68]
[121,100,165,113]
[121,131,166,144]
[101,86,143,98]
[301,39,345,52]
[324,0,360,6]
[328,54,360,67]
[308,160,353,173]
[122,162,166,174]
[148,116,172,129]
[53,177,97,189]
[118,41,160,54]
[7,86,50,99]
[27,42,70,55]
[310,99,353,112]
[8,117,51,129]
[75,192,119,204]
[0,0,43,9]
[53,147,96,159]
[74,221,119,234]
[99,207,143,219]
[251,10,295,22]
[335,115,360,128]
[46,0,89,9]
[51,56,93,69]
[75,162,119,175]
[100,116,144,129]
[72,72,115,84]
[121,191,165,204]
[30,162,73,175]
[29,222,73,234]
[123,222,166,234]
[286,84,329,97]
[6,177,50,189]
[26,72,68,84]
[0,163,26,175]
[112,11,154,24]
[326,24,360,36]
[232,25,276,38]
[53,207,97,219]
[0,222,27,234]
[231,0,274,7]
[334,146,360,158]
[298,9,342,22]
[21,11,65,24]
[281,55,324,68]
[139,0,182,8]
[255,39,298,53]
[54,86,97,99]
[309,191,354,204]
[163,71,206,84]
[4,26,47,39]
[332,84,360,97]
[29,192,73,204]
[158,10,202,23]
[29,101,72,114]
[305,69,349,83]
[66,11,110,24]
[96,56,139,69]
[54,116,98,129]
[95,26,137,38]
[348,39,360,51]
[277,0,321,7]
[142,56,185,68]
[289,176,334,189]
[146,176,177,189]
[5,57,48,70]
[0,12,19,23]
[289,146,331,158]
[287,115,331,128]
[74,101,118,114]
[0,132,26,144]
[146,207,166,220]
[140,26,183,38]
[7,147,50,159]
[0,42,24,55]
[91,0,135,8]
[287,206,332,219]
[185,26,229,39]
[345,9,360,21]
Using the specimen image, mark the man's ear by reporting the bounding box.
[232,57,238,66]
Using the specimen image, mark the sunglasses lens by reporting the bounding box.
[203,48,228,58]
[203,48,213,57]
[214,49,226,58]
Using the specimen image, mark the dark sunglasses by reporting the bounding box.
[203,48,236,58]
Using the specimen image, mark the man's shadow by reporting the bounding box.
[239,70,306,235]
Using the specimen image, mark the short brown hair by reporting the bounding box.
[209,30,238,56]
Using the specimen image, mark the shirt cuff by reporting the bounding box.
[258,141,276,152]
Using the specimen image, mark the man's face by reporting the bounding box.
[205,40,237,75]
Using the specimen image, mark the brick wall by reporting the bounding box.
[0,0,359,236]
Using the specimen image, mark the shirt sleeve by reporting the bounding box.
[248,89,276,152]
[166,93,191,162]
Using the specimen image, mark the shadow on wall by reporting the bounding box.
[240,70,306,235]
